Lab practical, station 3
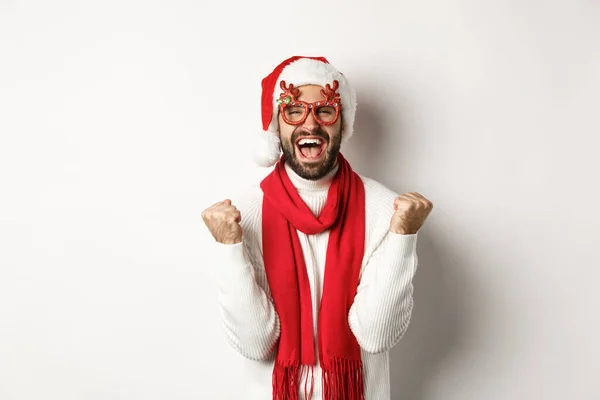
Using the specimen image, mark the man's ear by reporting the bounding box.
[276,115,281,138]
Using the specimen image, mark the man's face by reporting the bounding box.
[278,84,343,180]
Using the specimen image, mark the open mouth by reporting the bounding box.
[295,136,327,161]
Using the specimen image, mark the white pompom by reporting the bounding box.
[252,130,281,167]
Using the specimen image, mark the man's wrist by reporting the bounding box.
[390,228,417,235]
[219,238,242,245]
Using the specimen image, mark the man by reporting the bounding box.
[202,56,433,400]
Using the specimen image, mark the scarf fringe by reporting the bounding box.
[322,357,365,400]
[273,361,315,400]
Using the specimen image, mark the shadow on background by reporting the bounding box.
[389,231,469,399]
[345,94,472,399]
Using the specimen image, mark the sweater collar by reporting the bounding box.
[284,160,339,193]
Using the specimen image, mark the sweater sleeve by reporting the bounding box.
[348,231,418,354]
[214,240,281,361]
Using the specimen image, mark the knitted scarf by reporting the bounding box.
[260,153,366,400]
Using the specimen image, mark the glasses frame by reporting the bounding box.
[276,80,342,126]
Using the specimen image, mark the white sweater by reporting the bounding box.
[214,162,419,399]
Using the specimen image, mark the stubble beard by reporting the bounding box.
[280,127,342,180]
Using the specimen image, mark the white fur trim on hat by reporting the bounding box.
[252,128,281,167]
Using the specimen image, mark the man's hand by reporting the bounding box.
[201,199,243,244]
[390,192,433,235]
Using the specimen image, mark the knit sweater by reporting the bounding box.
[213,161,419,400]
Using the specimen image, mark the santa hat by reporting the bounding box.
[252,56,357,167]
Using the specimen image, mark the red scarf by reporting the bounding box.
[260,153,366,400]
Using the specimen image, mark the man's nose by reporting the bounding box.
[301,109,319,131]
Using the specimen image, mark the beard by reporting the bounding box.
[280,126,342,180]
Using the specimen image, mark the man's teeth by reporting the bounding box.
[298,138,323,145]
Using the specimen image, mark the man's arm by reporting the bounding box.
[203,199,280,361]
[348,231,418,354]
[348,190,432,354]
[214,240,280,361]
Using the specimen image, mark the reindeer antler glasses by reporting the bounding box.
[276,80,342,126]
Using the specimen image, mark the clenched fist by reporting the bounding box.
[390,192,433,235]
[201,199,242,244]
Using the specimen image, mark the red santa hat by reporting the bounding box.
[253,56,357,167]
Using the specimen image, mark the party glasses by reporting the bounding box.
[276,80,342,126]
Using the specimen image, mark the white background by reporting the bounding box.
[1,0,599,399]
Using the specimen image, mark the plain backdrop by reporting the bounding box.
[1,0,599,399]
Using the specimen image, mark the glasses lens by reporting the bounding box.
[314,106,337,123]
[283,105,307,123]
